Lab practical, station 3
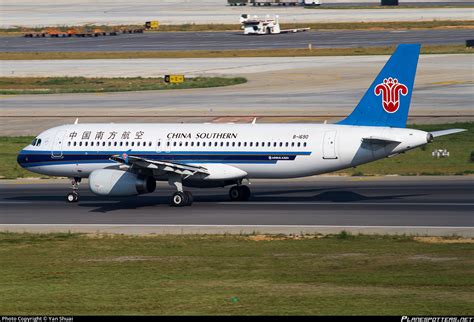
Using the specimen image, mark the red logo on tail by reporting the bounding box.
[374,77,408,113]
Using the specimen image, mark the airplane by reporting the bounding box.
[17,44,466,207]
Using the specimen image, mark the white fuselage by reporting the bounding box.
[18,123,430,181]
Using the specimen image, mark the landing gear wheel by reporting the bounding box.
[184,191,194,206]
[229,185,251,201]
[66,192,78,203]
[171,191,188,207]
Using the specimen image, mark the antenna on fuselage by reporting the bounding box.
[74,118,79,124]
[252,117,257,124]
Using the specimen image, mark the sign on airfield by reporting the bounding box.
[164,75,185,84]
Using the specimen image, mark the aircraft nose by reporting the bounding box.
[17,149,27,168]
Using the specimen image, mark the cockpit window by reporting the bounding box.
[31,138,42,146]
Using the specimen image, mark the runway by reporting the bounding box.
[2,29,473,52]
[1,176,473,236]
[2,0,473,27]
[2,54,472,136]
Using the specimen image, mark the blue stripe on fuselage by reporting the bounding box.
[18,150,311,168]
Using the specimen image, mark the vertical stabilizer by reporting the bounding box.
[338,44,420,128]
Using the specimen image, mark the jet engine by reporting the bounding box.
[89,169,156,196]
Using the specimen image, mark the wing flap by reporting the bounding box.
[110,154,209,176]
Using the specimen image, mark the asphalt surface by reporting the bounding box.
[2,54,472,136]
[1,177,473,229]
[3,0,473,27]
[2,29,472,52]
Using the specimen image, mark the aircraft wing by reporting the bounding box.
[110,154,209,176]
[362,136,401,145]
[430,129,466,138]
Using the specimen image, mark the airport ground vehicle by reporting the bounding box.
[240,14,309,34]
[17,45,465,207]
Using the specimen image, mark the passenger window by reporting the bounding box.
[215,142,218,147]
[220,142,223,147]
[102,142,105,146]
[273,142,277,147]
[173,142,177,147]
[297,142,301,147]
[149,142,152,146]
[238,142,241,147]
[79,142,82,146]
[37,139,41,146]
[73,142,77,146]
[250,142,253,147]
[226,142,230,147]
[197,142,200,147]
[85,142,88,147]
[291,142,295,147]
[256,142,259,147]
[304,142,307,147]
[125,142,128,146]
[67,142,71,146]
[232,142,235,147]
[114,142,117,146]
[191,142,194,147]
[179,142,183,147]
[244,142,247,147]
[279,142,283,147]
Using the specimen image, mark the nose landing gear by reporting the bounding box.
[66,177,81,203]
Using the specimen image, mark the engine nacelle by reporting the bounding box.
[89,169,156,196]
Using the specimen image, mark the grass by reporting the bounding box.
[0,136,39,179]
[0,76,247,95]
[1,122,472,179]
[0,44,471,60]
[1,20,473,35]
[0,232,472,315]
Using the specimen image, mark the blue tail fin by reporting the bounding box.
[338,44,420,128]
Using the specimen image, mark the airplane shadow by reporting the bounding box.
[4,188,427,214]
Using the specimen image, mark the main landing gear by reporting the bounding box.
[229,185,251,201]
[169,174,193,207]
[66,177,81,203]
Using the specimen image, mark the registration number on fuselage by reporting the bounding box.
[292,134,309,140]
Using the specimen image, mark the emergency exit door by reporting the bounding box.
[323,131,338,159]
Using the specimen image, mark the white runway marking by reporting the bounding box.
[0,201,31,204]
[218,202,474,206]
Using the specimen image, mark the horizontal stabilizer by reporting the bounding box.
[430,129,466,138]
[362,136,401,145]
